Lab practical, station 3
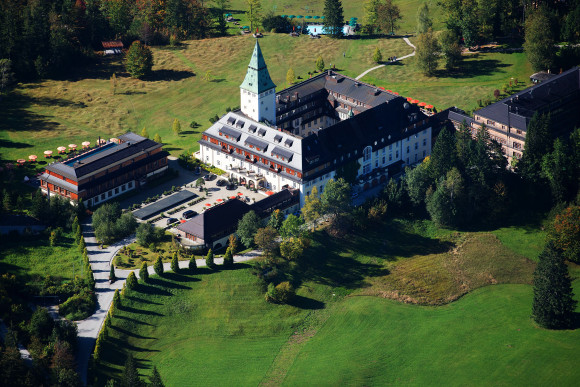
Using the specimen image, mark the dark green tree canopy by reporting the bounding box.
[125,41,154,79]
[237,210,261,248]
[323,0,345,38]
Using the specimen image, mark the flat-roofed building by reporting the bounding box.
[40,132,169,206]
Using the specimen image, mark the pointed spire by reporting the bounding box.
[240,39,276,94]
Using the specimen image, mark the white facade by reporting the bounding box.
[241,88,277,125]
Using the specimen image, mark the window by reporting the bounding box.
[423,139,427,146]
[406,146,410,154]
[363,164,371,174]
[423,150,426,157]
[389,154,392,161]
[396,151,399,158]
[382,156,385,164]
[101,194,105,200]
[415,143,418,150]
[363,146,372,162]
[115,188,119,194]
[128,182,133,188]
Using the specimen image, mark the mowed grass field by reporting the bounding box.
[95,219,580,386]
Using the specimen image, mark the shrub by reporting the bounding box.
[171,253,179,273]
[126,272,138,290]
[59,290,97,321]
[265,282,278,303]
[154,256,164,276]
[189,255,197,271]
[112,289,121,310]
[275,282,295,303]
[205,249,214,269]
[139,262,149,283]
[136,223,165,247]
[109,265,116,282]
[223,247,234,268]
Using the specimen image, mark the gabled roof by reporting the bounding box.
[240,40,276,94]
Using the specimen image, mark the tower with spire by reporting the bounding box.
[240,40,277,125]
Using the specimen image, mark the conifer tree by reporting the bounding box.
[154,256,164,276]
[141,127,149,139]
[518,113,552,182]
[113,289,121,310]
[205,249,214,268]
[372,47,382,63]
[126,271,138,290]
[188,254,197,271]
[223,247,234,267]
[153,133,162,143]
[125,41,153,79]
[532,243,577,329]
[139,262,149,283]
[171,252,179,273]
[149,366,165,387]
[122,354,142,387]
[323,0,344,39]
[109,265,116,282]
[316,55,325,72]
[286,68,295,85]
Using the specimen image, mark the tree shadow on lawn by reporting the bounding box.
[435,57,511,79]
[114,314,154,326]
[107,337,160,354]
[125,295,164,305]
[117,305,164,317]
[147,276,193,289]
[111,325,156,340]
[0,91,61,136]
[148,69,195,82]
[288,295,325,310]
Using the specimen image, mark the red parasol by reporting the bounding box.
[406,97,412,102]
[393,92,399,95]
[216,199,223,202]
[418,102,426,107]
[180,219,186,223]
[426,104,434,109]
[411,99,419,104]
[230,196,237,199]
[266,191,274,195]
[237,192,243,196]
[205,203,211,206]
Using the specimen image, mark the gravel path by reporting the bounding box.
[76,222,260,385]
[355,37,417,80]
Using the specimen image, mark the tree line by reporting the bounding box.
[0,0,230,81]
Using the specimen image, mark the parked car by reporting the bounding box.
[216,179,228,187]
[166,217,178,225]
[194,167,201,174]
[182,210,198,219]
[203,174,216,181]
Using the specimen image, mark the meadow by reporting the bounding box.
[94,219,580,385]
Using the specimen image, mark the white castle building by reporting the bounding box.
[199,40,437,206]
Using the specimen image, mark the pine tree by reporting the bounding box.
[154,256,164,276]
[109,265,116,282]
[439,30,462,71]
[172,118,181,136]
[149,366,165,387]
[113,289,121,310]
[139,262,149,283]
[372,47,382,63]
[223,247,234,267]
[524,7,555,71]
[86,266,95,290]
[153,133,162,143]
[532,243,577,329]
[286,68,295,85]
[189,255,197,271]
[122,354,142,387]
[518,113,552,182]
[126,272,138,290]
[141,127,149,139]
[323,0,344,38]
[228,234,238,255]
[78,237,86,253]
[205,249,214,268]
[72,216,79,235]
[171,252,179,273]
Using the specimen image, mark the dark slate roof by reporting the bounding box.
[257,128,267,137]
[250,189,299,215]
[530,71,557,82]
[275,70,398,109]
[244,136,269,150]
[45,132,162,180]
[248,124,257,133]
[133,190,198,220]
[177,199,250,241]
[284,138,294,147]
[227,116,236,125]
[274,134,283,143]
[271,146,293,161]
[219,126,242,141]
[235,120,245,128]
[475,66,580,131]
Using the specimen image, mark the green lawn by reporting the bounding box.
[0,232,84,285]
[95,218,580,386]
[285,285,580,386]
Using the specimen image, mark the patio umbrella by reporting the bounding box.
[393,92,399,95]
[406,97,413,102]
[379,86,385,90]
[320,16,325,19]
[16,159,26,165]
[82,141,91,147]
[237,192,243,196]
[281,14,287,17]
[411,99,419,104]
[288,15,295,19]
[180,219,186,223]
[109,138,118,143]
[305,16,312,19]
[44,150,53,157]
[97,139,106,145]
[205,203,211,207]
[28,155,37,162]
[313,16,320,19]
[386,89,392,92]
[418,102,426,107]
[266,191,274,196]
[230,196,237,199]
[297,15,303,19]
[57,146,66,153]
[426,105,434,109]
[216,198,223,202]
[68,144,77,149]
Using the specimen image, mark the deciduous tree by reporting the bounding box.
[246,0,262,32]
[524,7,555,71]
[254,226,279,258]
[301,186,322,228]
[172,118,181,135]
[125,41,153,79]
[237,210,261,248]
[518,113,552,182]
[286,68,295,85]
[372,47,383,63]
[377,0,401,35]
[549,206,580,263]
[439,30,462,71]
[416,3,432,34]
[316,55,325,72]
[415,28,440,76]
[363,0,382,34]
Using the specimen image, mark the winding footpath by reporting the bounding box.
[355,37,417,80]
[76,223,260,384]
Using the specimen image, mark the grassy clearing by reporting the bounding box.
[284,285,580,386]
[93,217,577,386]
[1,31,530,163]
[362,51,533,113]
[0,232,84,285]
[492,225,547,262]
